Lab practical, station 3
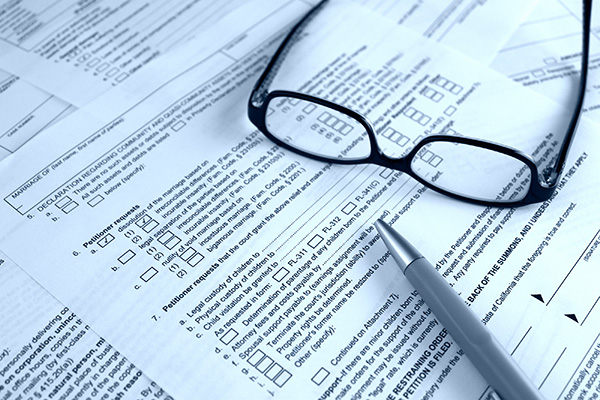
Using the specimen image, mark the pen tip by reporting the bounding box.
[374,218,391,233]
[373,218,422,272]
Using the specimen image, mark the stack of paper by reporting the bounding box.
[1,1,599,399]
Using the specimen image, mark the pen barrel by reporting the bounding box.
[405,258,545,400]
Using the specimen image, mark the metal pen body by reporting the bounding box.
[375,219,544,400]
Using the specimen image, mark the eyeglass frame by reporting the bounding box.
[248,0,592,207]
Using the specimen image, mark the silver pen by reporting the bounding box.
[374,219,545,400]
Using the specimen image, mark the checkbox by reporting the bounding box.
[56,197,72,209]
[342,202,357,215]
[303,103,316,114]
[248,350,266,366]
[87,58,101,67]
[188,252,204,267]
[311,368,330,385]
[340,124,353,135]
[61,201,79,213]
[532,69,545,77]
[98,234,115,248]
[164,236,181,250]
[220,329,239,345]
[418,115,431,126]
[419,150,434,163]
[273,267,290,282]
[308,235,324,249]
[265,363,283,380]
[118,250,135,265]
[444,106,456,116]
[379,168,392,178]
[142,220,158,233]
[140,267,158,282]
[450,85,462,95]
[158,231,174,244]
[398,136,409,146]
[158,231,181,250]
[403,107,416,118]
[430,155,443,167]
[381,127,394,139]
[136,215,154,228]
[88,195,104,207]
[255,355,274,373]
[115,73,129,82]
[172,121,186,131]
[96,63,109,72]
[274,370,292,387]
[180,248,196,262]
[318,112,331,123]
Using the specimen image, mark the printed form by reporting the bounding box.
[0,68,73,162]
[0,1,547,399]
[0,251,173,400]
[0,0,536,161]
[0,0,252,162]
[0,0,250,107]
[0,0,538,107]
[1,1,600,400]
[491,0,600,120]
[359,0,540,63]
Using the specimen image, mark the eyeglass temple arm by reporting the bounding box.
[543,0,592,186]
[250,0,329,108]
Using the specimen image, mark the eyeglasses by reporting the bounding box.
[248,0,591,207]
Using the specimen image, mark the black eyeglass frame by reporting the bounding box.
[248,0,592,207]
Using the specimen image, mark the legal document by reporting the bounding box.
[0,0,250,106]
[0,252,172,400]
[0,0,538,108]
[0,0,538,161]
[360,0,540,63]
[1,1,599,400]
[0,0,251,161]
[0,68,73,161]
[491,0,600,120]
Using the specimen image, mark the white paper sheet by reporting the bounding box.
[0,251,172,400]
[0,0,250,107]
[0,0,540,109]
[0,0,255,162]
[358,0,540,63]
[1,1,600,400]
[0,68,73,162]
[0,0,540,162]
[491,0,600,120]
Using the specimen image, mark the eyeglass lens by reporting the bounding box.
[265,94,534,202]
[411,141,532,202]
[265,95,371,160]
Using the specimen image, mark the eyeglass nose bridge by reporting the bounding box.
[368,144,413,173]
